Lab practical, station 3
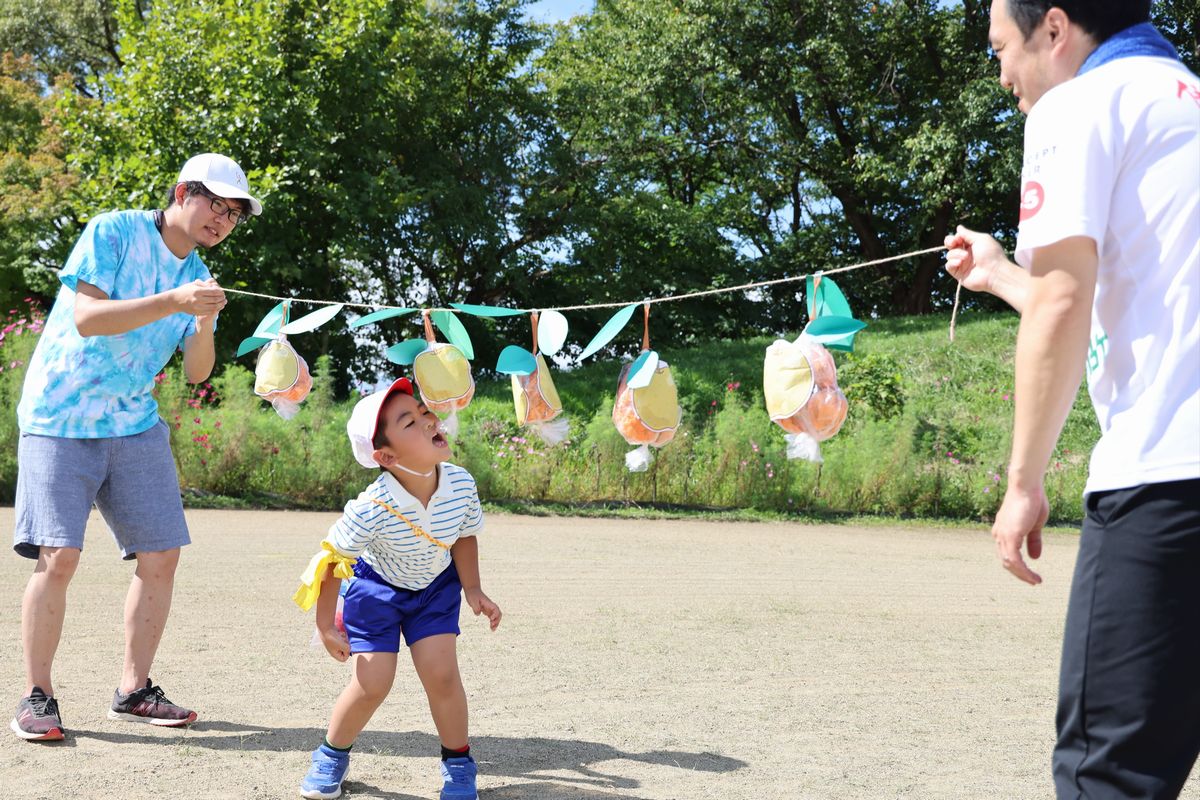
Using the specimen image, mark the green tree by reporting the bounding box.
[0,54,78,305]
[542,0,1022,324]
[58,0,576,386]
[0,0,148,94]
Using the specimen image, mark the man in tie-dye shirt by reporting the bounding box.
[10,154,262,742]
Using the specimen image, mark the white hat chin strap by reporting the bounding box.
[393,463,435,478]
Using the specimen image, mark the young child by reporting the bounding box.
[294,377,501,800]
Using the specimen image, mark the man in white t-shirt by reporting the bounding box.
[944,1,1199,796]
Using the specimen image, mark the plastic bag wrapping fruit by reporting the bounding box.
[254,336,313,420]
[763,334,848,464]
[512,353,569,445]
[612,355,681,472]
[413,341,474,438]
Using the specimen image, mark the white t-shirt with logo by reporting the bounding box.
[1014,56,1200,494]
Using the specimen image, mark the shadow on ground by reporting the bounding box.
[72,720,744,797]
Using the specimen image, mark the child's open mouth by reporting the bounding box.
[432,432,448,448]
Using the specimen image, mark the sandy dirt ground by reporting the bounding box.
[0,508,1196,800]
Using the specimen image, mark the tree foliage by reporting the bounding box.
[58,0,576,385]
[0,54,77,301]
[0,0,146,94]
[542,0,1023,326]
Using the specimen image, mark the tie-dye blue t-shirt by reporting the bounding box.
[17,210,212,438]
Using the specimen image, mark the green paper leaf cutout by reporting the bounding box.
[806,276,858,350]
[579,303,638,360]
[431,310,474,360]
[236,335,274,358]
[803,315,867,347]
[253,302,286,338]
[385,339,428,366]
[280,303,344,335]
[349,307,418,329]
[626,350,659,389]
[806,276,853,319]
[450,303,524,318]
[537,310,569,356]
[496,345,537,375]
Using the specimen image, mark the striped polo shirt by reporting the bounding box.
[327,463,483,590]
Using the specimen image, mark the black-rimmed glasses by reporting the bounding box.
[196,187,250,226]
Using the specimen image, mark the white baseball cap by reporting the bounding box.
[347,377,415,468]
[177,153,263,216]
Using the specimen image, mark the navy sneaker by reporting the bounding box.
[440,755,478,799]
[10,686,65,741]
[108,679,197,727]
[300,744,350,799]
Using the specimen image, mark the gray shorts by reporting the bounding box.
[13,420,190,560]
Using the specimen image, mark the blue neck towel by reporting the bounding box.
[1078,22,1180,76]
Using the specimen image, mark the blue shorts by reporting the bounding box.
[13,421,190,561]
[343,560,462,653]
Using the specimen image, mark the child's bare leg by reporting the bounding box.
[326,652,397,748]
[410,633,467,748]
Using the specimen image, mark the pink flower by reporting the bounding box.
[193,417,201,424]
[214,421,222,429]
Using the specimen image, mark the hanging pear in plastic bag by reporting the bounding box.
[763,334,847,463]
[613,354,681,472]
[512,353,568,445]
[412,312,474,436]
[254,336,313,420]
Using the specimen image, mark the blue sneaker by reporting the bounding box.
[300,745,350,799]
[440,755,478,799]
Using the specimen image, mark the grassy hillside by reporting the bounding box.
[0,303,1098,523]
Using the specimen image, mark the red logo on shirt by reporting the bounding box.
[1019,181,1045,222]
[1178,80,1200,107]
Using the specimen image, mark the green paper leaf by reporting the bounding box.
[450,303,524,318]
[579,303,638,360]
[253,302,286,338]
[431,310,474,360]
[236,335,273,358]
[537,310,569,356]
[806,276,853,319]
[349,307,418,329]
[803,315,867,347]
[626,350,659,389]
[385,339,428,366]
[280,303,344,335]
[496,345,536,375]
[806,277,859,350]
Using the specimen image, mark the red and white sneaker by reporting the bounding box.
[11,686,65,741]
[108,679,197,727]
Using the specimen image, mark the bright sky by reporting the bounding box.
[523,0,595,23]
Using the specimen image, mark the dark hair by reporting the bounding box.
[372,423,389,451]
[1005,0,1152,44]
[166,180,208,208]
